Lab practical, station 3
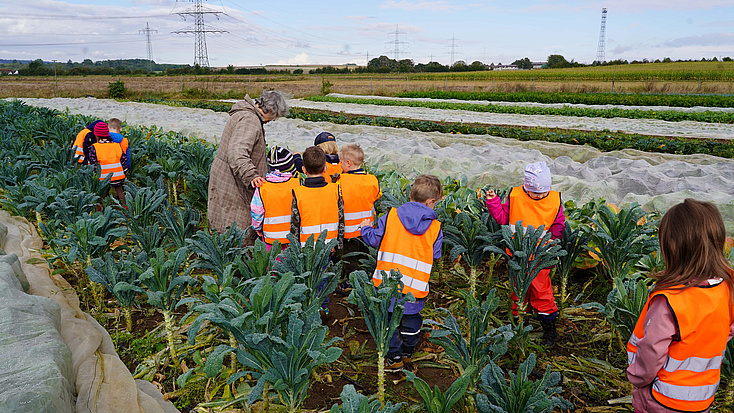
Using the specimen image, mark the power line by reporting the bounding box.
[140,22,158,72]
[0,13,172,20]
[386,24,407,61]
[173,0,228,67]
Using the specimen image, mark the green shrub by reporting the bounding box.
[108,80,126,99]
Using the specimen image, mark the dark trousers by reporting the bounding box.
[342,237,369,281]
[386,313,423,361]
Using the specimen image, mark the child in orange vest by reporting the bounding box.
[485,161,565,347]
[291,146,344,313]
[72,120,102,164]
[338,143,382,292]
[359,174,444,373]
[88,122,128,208]
[627,199,734,413]
[250,146,300,251]
[107,118,130,170]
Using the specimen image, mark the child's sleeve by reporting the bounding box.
[290,190,300,240]
[250,188,265,231]
[88,146,98,165]
[361,213,388,248]
[486,196,509,225]
[626,295,676,388]
[120,150,128,173]
[549,204,566,240]
[433,228,443,260]
[337,192,344,251]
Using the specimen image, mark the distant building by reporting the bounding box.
[532,61,547,69]
[492,64,519,71]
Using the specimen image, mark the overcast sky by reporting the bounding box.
[1,0,732,67]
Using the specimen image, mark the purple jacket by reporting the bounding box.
[361,202,443,314]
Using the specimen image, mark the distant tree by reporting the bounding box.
[423,61,449,72]
[396,58,414,72]
[724,57,733,62]
[293,68,303,74]
[512,57,532,70]
[546,54,571,69]
[468,60,487,71]
[712,57,719,62]
[662,57,672,63]
[451,60,470,72]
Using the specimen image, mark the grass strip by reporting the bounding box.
[398,90,734,108]
[305,95,734,124]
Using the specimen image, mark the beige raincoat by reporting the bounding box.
[207,96,268,235]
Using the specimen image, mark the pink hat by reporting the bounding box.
[94,122,109,138]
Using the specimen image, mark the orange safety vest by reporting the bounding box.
[373,208,441,299]
[627,282,732,412]
[339,173,381,239]
[73,128,90,163]
[323,162,342,183]
[259,177,300,244]
[92,142,125,182]
[293,183,340,246]
[508,186,561,234]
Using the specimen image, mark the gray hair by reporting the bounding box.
[255,90,289,119]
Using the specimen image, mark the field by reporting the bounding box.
[2,61,734,413]
[2,61,734,99]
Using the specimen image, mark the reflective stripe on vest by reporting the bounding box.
[73,128,90,162]
[323,162,342,183]
[259,177,300,244]
[373,208,441,298]
[293,183,340,246]
[92,142,125,181]
[508,186,561,232]
[627,283,732,411]
[340,173,380,239]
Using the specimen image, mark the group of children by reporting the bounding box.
[253,134,734,411]
[71,118,130,207]
[70,118,734,411]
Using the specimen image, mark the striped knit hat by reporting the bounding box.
[267,146,295,173]
[94,122,110,138]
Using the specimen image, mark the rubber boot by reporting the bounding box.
[538,313,558,348]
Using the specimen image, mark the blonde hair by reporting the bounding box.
[339,143,364,166]
[410,174,442,203]
[653,199,734,299]
[108,118,122,131]
[317,141,339,155]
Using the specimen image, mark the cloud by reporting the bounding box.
[611,45,634,54]
[379,1,464,12]
[602,0,733,12]
[278,53,310,65]
[663,33,734,47]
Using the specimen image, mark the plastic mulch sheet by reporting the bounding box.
[0,214,179,413]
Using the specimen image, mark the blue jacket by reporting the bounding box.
[109,132,130,169]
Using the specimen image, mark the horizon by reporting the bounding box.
[1,0,732,67]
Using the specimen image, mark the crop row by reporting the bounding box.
[397,90,734,108]
[138,99,734,159]
[305,95,734,124]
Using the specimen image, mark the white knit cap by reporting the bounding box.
[523,161,551,193]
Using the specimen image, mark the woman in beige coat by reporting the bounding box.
[207,90,289,239]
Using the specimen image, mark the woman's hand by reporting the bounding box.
[358,218,372,229]
[485,189,497,200]
[250,176,266,188]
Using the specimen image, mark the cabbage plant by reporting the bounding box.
[134,247,197,369]
[274,232,339,314]
[187,223,247,280]
[443,212,494,297]
[486,222,566,325]
[404,367,475,413]
[556,225,590,313]
[329,385,403,413]
[426,289,512,388]
[347,269,413,404]
[475,353,573,413]
[85,251,147,331]
[585,203,657,279]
